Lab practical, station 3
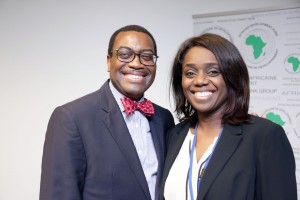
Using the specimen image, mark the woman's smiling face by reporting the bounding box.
[181,46,228,118]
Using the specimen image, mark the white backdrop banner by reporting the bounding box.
[193,5,300,198]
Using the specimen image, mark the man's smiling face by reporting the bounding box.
[107,31,156,100]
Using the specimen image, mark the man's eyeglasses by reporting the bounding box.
[111,47,158,66]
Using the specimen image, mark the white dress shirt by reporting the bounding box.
[109,81,158,200]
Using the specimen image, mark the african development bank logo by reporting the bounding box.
[284,54,300,74]
[239,23,278,69]
[262,107,292,135]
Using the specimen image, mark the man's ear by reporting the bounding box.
[107,55,111,72]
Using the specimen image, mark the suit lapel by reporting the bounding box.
[149,116,163,176]
[197,124,243,200]
[99,81,151,200]
[148,115,164,200]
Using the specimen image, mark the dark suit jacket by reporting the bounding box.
[40,80,175,200]
[159,116,297,200]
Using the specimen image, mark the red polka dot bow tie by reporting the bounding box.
[120,97,154,116]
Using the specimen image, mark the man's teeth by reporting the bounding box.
[194,91,212,97]
[129,74,142,79]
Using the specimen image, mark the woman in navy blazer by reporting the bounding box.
[159,33,297,200]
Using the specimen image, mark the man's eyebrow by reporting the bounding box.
[118,45,131,50]
[118,46,154,53]
[140,49,155,53]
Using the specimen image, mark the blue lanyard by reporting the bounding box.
[188,123,223,200]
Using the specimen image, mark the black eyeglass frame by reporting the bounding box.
[110,46,159,66]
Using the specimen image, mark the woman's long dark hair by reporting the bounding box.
[170,33,251,125]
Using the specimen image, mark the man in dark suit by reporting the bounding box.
[39,25,175,200]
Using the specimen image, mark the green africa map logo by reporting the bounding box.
[262,107,292,135]
[266,112,286,126]
[284,54,300,74]
[239,23,278,69]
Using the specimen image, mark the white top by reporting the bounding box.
[164,130,218,200]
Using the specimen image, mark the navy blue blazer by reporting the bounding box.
[40,80,175,200]
[159,116,297,200]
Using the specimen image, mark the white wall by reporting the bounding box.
[0,0,298,199]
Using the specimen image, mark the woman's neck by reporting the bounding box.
[196,113,223,137]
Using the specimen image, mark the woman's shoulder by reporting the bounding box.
[172,120,190,131]
[247,115,284,129]
[166,120,190,137]
[240,115,287,138]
